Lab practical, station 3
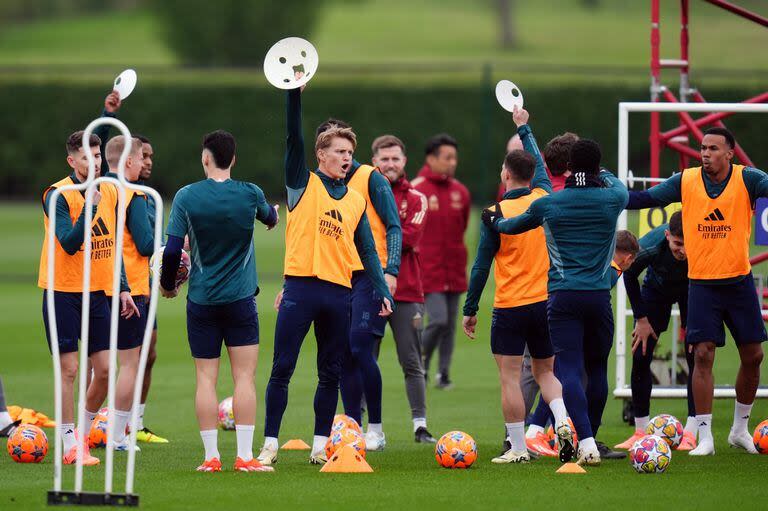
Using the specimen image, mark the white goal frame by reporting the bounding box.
[615,101,768,400]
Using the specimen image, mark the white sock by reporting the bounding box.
[634,415,650,433]
[367,423,382,435]
[235,425,255,461]
[263,436,279,451]
[85,409,98,424]
[200,429,219,460]
[549,398,568,425]
[505,422,526,452]
[62,423,77,451]
[732,401,753,433]
[113,409,131,444]
[579,436,597,452]
[413,418,427,432]
[138,404,146,430]
[0,411,11,429]
[684,416,697,436]
[696,414,713,443]
[526,424,544,439]
[312,435,327,455]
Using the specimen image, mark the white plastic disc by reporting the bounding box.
[113,69,137,100]
[263,37,319,90]
[495,80,524,112]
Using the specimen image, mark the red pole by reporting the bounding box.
[703,0,768,28]
[650,0,662,178]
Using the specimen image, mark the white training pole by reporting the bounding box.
[614,101,768,400]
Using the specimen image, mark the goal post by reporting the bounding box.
[615,101,768,401]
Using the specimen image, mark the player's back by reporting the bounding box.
[538,176,628,291]
[175,179,265,305]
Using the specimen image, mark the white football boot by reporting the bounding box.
[576,445,601,466]
[728,429,758,454]
[491,448,530,464]
[365,431,386,452]
[257,444,278,465]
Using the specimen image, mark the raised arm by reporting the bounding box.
[94,92,121,177]
[484,197,546,235]
[513,107,552,194]
[354,212,395,309]
[368,171,402,276]
[285,88,309,210]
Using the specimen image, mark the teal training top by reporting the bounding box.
[166,178,274,305]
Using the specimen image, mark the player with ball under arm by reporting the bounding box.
[160,130,279,473]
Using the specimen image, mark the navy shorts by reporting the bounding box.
[186,296,259,359]
[686,274,767,347]
[490,301,553,358]
[117,296,149,350]
[42,290,111,355]
[350,271,388,337]
[641,285,688,334]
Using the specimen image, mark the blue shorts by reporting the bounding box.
[350,271,387,337]
[547,290,613,359]
[117,296,149,350]
[186,296,259,359]
[42,290,111,355]
[686,274,767,347]
[641,285,688,334]
[490,301,553,358]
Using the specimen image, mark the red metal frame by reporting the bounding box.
[649,0,768,177]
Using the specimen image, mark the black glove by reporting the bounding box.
[481,203,502,229]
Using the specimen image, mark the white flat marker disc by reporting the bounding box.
[113,69,137,99]
[495,80,524,112]
[263,37,319,90]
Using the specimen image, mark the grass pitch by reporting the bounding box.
[0,202,767,510]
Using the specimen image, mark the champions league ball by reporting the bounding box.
[217,397,235,430]
[630,434,671,474]
[646,414,684,448]
[150,246,191,288]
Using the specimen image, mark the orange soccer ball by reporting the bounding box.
[435,431,477,469]
[88,414,109,448]
[325,427,366,459]
[7,424,48,463]
[753,419,768,454]
[332,414,362,435]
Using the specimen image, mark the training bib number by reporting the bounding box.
[639,203,681,238]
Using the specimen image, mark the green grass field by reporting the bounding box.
[1,0,767,87]
[0,202,767,510]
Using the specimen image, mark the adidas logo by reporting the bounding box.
[91,217,110,236]
[324,209,343,222]
[704,208,724,222]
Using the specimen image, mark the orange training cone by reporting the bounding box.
[320,445,373,473]
[281,439,311,450]
[556,462,586,474]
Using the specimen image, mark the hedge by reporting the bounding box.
[1,82,765,204]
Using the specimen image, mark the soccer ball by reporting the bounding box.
[150,246,191,288]
[435,431,477,469]
[7,424,48,463]
[325,427,366,459]
[646,414,684,448]
[88,414,109,448]
[217,397,235,430]
[630,434,672,474]
[753,419,768,454]
[332,414,362,435]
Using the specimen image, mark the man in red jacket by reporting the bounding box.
[412,134,471,389]
[372,135,436,443]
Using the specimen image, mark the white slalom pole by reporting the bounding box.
[615,103,629,395]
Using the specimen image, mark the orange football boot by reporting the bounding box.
[196,458,222,472]
[676,431,697,451]
[614,430,646,450]
[63,444,100,466]
[234,457,275,472]
[526,432,558,457]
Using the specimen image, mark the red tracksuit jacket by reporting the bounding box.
[390,177,427,303]
[411,165,471,294]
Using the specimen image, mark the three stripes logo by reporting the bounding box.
[319,209,344,240]
[324,209,343,222]
[91,217,110,237]
[703,208,725,222]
